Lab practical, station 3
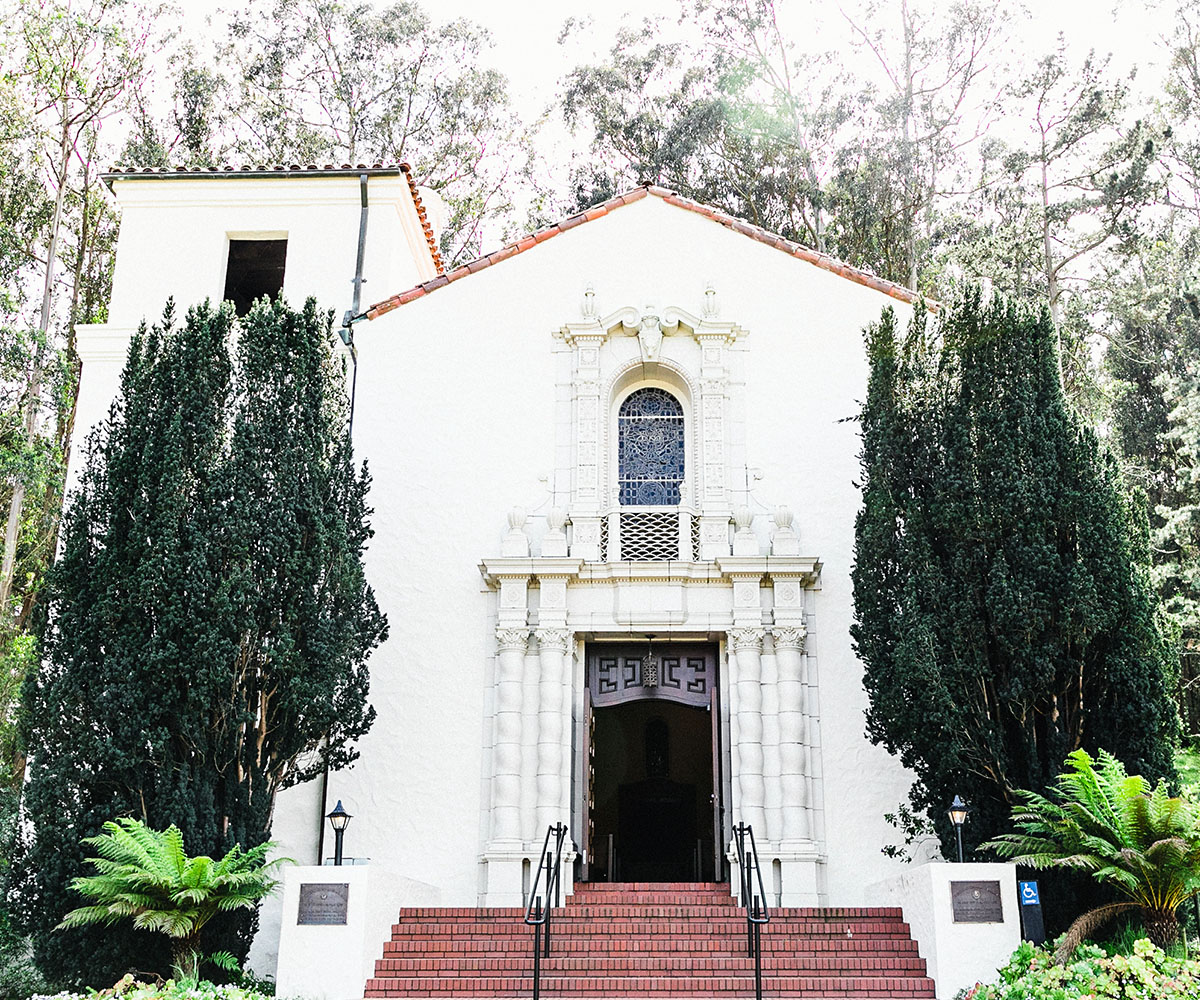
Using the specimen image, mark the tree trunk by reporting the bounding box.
[1142,907,1180,951]
[902,0,918,291]
[0,111,71,608]
[172,933,203,982]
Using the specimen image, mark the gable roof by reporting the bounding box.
[102,162,444,276]
[365,184,923,321]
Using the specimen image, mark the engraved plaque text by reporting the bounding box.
[950,880,1003,923]
[297,882,350,925]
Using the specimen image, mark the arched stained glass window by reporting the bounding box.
[618,387,685,505]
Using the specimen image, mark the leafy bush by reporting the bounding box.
[961,938,1200,999]
[32,975,279,1000]
[0,938,49,1000]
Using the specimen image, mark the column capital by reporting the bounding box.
[772,625,807,651]
[535,627,572,654]
[729,626,765,652]
[495,627,530,653]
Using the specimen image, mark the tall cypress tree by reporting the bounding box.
[852,288,1178,864]
[9,297,386,986]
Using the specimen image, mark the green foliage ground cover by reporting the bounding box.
[963,939,1200,999]
[31,977,279,1000]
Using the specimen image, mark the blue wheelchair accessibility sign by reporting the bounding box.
[1019,881,1040,906]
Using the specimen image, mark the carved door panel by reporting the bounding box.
[588,644,715,708]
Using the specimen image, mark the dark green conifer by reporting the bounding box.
[9,297,386,985]
[852,288,1177,863]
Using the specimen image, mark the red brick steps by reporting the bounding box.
[364,882,934,998]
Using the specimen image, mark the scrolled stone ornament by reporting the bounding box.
[495,627,530,652]
[728,626,765,652]
[772,625,807,652]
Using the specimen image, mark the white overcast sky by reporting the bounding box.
[173,0,1171,124]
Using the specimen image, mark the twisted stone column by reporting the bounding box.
[730,626,766,836]
[491,627,528,844]
[773,624,810,841]
[535,628,571,833]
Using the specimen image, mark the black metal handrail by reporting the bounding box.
[523,823,568,1000]
[732,822,770,1000]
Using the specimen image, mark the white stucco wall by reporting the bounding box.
[71,182,932,979]
[329,194,920,914]
[104,173,434,332]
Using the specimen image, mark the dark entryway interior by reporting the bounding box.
[590,699,716,882]
[224,238,288,315]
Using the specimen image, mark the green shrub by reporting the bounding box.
[961,938,1200,999]
[0,939,49,1000]
[31,976,281,1000]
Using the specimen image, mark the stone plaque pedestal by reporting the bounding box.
[276,865,372,1000]
[865,862,1019,1000]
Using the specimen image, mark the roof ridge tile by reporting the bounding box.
[364,186,932,320]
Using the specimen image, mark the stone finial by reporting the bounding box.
[772,504,800,556]
[732,506,759,556]
[582,282,596,319]
[502,506,530,556]
[703,281,720,318]
[542,507,569,557]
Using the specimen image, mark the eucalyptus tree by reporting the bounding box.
[0,0,161,639]
[839,0,1010,290]
[218,0,526,264]
[1163,0,1200,218]
[998,44,1161,329]
[560,5,860,251]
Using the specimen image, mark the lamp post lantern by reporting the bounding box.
[948,795,968,863]
[327,800,352,866]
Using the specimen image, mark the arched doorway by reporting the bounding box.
[582,643,724,882]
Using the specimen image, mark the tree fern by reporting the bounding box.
[57,817,283,981]
[984,749,1200,956]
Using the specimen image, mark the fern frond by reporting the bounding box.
[1053,902,1138,963]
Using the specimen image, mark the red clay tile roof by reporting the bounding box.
[101,162,444,276]
[365,184,927,320]
[402,169,444,275]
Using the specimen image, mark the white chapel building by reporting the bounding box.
[70,165,1001,988]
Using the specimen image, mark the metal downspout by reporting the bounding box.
[319,172,370,865]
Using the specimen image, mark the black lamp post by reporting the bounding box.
[327,800,352,866]
[948,795,968,863]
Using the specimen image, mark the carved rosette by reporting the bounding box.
[535,628,572,654]
[772,625,807,652]
[495,627,530,653]
[728,626,764,652]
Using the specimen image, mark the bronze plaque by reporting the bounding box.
[297,882,350,925]
[951,880,1003,923]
